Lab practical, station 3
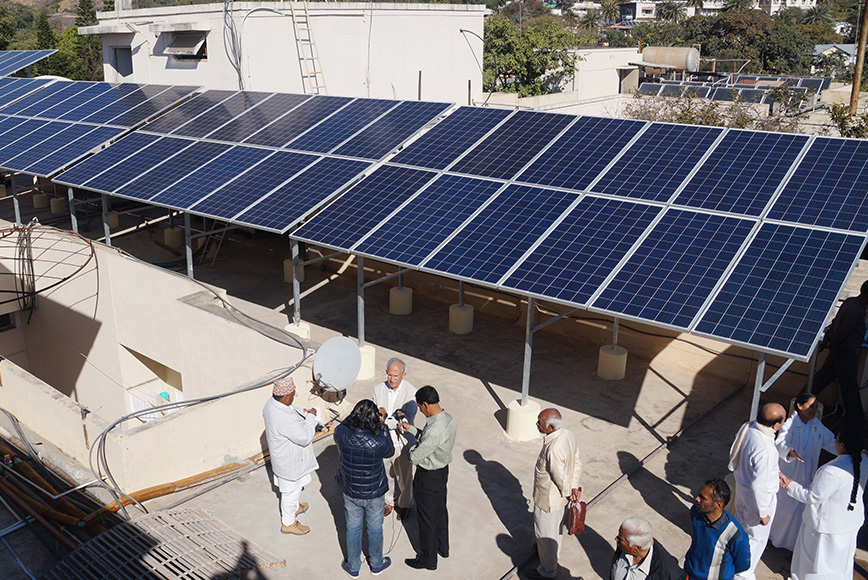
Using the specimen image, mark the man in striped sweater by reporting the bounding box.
[684,478,750,580]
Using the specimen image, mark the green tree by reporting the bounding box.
[598,0,621,23]
[600,28,636,47]
[580,9,602,31]
[829,104,868,138]
[685,0,704,11]
[76,0,98,27]
[802,3,834,24]
[794,20,843,44]
[0,4,17,51]
[502,0,549,28]
[657,0,687,23]
[102,0,116,11]
[759,24,813,73]
[773,7,804,26]
[723,0,754,11]
[36,12,55,50]
[484,13,578,96]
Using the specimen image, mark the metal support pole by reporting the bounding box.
[521,297,535,406]
[459,281,465,308]
[10,177,20,226]
[68,187,78,233]
[613,317,620,347]
[398,272,404,289]
[807,347,818,393]
[101,195,111,246]
[750,352,766,421]
[184,213,194,280]
[291,238,301,326]
[357,256,365,348]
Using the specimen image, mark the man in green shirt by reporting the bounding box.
[401,385,458,570]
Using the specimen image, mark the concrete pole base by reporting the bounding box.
[358,344,377,380]
[164,226,184,249]
[107,214,119,229]
[0,185,6,198]
[50,197,66,215]
[283,258,304,284]
[284,322,311,340]
[505,399,541,441]
[597,345,628,380]
[32,193,49,209]
[390,287,413,315]
[449,304,474,334]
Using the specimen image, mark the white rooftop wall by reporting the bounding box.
[87,2,485,104]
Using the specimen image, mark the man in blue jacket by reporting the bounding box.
[335,399,395,578]
[684,478,750,580]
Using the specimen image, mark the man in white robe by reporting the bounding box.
[729,402,786,580]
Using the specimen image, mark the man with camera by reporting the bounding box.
[373,357,417,520]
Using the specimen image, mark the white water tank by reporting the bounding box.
[642,47,700,72]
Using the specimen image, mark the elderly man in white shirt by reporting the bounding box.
[728,402,786,580]
[262,376,320,535]
[373,357,417,520]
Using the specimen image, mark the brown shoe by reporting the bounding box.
[281,521,310,535]
[396,506,412,521]
[384,504,393,517]
[295,502,309,516]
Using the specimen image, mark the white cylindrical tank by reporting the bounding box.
[642,47,700,72]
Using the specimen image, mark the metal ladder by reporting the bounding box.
[288,1,327,95]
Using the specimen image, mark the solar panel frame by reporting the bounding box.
[588,209,757,331]
[29,83,115,121]
[0,80,79,116]
[0,122,98,169]
[284,98,399,154]
[202,93,311,144]
[0,78,53,108]
[693,223,866,360]
[26,125,124,177]
[104,85,200,128]
[243,94,354,148]
[143,90,237,134]
[168,91,273,138]
[0,50,56,77]
[53,132,164,189]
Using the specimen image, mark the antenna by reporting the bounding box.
[312,336,361,392]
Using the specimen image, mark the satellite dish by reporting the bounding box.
[313,337,362,392]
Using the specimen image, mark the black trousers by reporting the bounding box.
[811,347,866,431]
[413,465,449,566]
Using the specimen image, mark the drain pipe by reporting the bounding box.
[499,382,746,580]
[0,478,78,551]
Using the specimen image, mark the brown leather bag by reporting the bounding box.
[567,491,586,535]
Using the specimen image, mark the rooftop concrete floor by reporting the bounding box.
[2,196,868,580]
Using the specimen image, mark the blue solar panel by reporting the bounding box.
[115,140,233,201]
[422,184,578,284]
[286,98,397,154]
[26,126,122,177]
[234,157,373,233]
[592,124,723,201]
[170,92,273,138]
[767,137,868,232]
[0,122,96,169]
[54,85,127,122]
[76,84,169,125]
[590,210,754,329]
[332,100,451,160]
[143,90,236,134]
[352,174,504,267]
[390,107,511,170]
[244,95,352,148]
[500,198,662,305]
[694,223,866,358]
[53,132,163,188]
[0,50,56,76]
[675,131,809,215]
[0,78,52,108]
[106,85,199,127]
[204,93,310,143]
[1,80,78,116]
[292,165,438,251]
[0,115,30,137]
[82,136,195,194]
[0,118,49,152]
[515,117,646,191]
[188,151,320,220]
[30,83,113,120]
[149,146,274,209]
[449,110,575,180]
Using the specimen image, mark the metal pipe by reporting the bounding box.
[459,281,465,308]
[357,256,365,348]
[10,177,20,226]
[101,195,112,247]
[184,213,194,280]
[291,238,301,326]
[67,188,78,233]
[520,298,534,406]
[0,479,78,551]
[750,353,766,422]
[613,317,620,347]
[807,347,818,393]
[363,268,411,289]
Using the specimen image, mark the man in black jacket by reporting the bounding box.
[335,399,395,578]
[610,516,686,580]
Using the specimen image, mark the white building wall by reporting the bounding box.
[87,2,484,104]
[567,47,641,100]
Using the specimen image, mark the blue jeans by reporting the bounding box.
[344,493,385,572]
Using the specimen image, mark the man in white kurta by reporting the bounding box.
[262,377,320,535]
[528,408,582,580]
[728,403,786,580]
[373,357,417,519]
[769,397,836,551]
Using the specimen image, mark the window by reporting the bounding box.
[165,33,207,60]
[0,313,14,333]
[112,47,133,78]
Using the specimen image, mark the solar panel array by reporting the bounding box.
[638,81,813,108]
[0,80,198,177]
[0,50,57,77]
[54,90,451,233]
[292,105,868,361]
